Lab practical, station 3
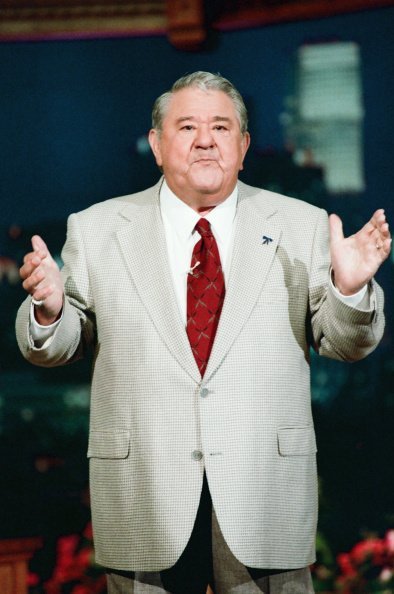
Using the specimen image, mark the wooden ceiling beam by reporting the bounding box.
[0,0,393,44]
[0,1,167,41]
[214,0,394,30]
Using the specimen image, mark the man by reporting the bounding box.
[16,72,391,594]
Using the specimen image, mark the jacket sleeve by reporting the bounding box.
[308,208,385,362]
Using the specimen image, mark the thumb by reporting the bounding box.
[329,214,344,245]
[31,235,49,256]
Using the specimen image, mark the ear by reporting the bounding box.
[148,128,163,167]
[239,131,251,171]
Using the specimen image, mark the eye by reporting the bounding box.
[213,125,228,131]
[181,125,195,131]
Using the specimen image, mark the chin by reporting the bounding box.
[190,174,224,194]
[194,183,221,194]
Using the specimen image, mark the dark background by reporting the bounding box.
[0,4,393,584]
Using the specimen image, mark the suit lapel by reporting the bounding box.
[114,181,281,384]
[116,185,201,383]
[204,184,282,380]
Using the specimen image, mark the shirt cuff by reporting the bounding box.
[29,300,63,346]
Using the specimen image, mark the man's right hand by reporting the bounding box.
[19,235,64,326]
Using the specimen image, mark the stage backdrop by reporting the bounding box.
[0,5,393,593]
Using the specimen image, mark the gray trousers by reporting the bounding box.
[106,477,314,594]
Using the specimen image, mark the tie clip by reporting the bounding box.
[188,261,200,275]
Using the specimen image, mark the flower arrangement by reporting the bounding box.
[313,530,394,593]
[29,523,394,594]
[29,522,106,594]
[335,530,394,593]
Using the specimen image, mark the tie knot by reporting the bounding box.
[195,218,212,238]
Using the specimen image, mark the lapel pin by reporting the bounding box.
[262,235,273,245]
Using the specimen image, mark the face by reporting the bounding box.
[149,87,250,212]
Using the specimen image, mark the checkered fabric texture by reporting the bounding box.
[187,218,225,377]
[15,179,385,573]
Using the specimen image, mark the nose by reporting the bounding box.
[194,125,215,149]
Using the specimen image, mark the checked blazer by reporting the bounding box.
[16,178,385,572]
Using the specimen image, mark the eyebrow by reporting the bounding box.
[175,116,233,124]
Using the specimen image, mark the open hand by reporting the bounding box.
[329,209,391,296]
[19,235,64,325]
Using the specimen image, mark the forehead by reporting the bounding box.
[163,87,239,125]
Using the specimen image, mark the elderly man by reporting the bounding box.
[16,72,391,594]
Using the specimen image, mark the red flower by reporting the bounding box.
[333,530,394,593]
[42,522,107,594]
[337,552,357,577]
[385,530,394,553]
[82,522,93,540]
[76,547,92,568]
[71,586,90,594]
[350,537,386,566]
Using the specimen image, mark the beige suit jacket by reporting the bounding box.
[16,179,385,572]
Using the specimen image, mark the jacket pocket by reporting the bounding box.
[277,426,317,457]
[87,429,130,459]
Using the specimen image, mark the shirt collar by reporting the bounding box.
[160,179,238,244]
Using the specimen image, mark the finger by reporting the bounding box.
[378,221,390,234]
[329,213,344,244]
[376,221,390,240]
[371,228,382,243]
[23,253,44,269]
[373,231,391,255]
[22,266,46,292]
[370,228,388,252]
[373,216,391,249]
[32,283,55,303]
[23,244,47,269]
[23,251,36,264]
[20,257,41,280]
[21,248,46,274]
[381,236,392,256]
[31,235,49,256]
[362,209,385,235]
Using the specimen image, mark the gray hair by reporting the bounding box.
[151,71,248,135]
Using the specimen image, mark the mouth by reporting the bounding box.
[193,158,218,164]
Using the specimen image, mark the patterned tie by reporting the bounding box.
[187,218,225,376]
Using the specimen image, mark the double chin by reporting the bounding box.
[188,166,224,194]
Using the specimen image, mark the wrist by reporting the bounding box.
[32,294,64,326]
[330,269,364,296]
[34,308,61,326]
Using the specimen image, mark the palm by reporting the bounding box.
[329,210,391,296]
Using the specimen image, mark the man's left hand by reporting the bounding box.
[329,209,391,296]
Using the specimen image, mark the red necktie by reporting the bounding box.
[187,218,225,377]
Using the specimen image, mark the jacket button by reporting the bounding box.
[200,387,209,398]
[192,450,203,461]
